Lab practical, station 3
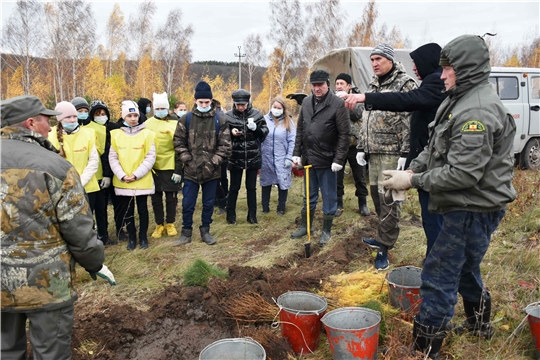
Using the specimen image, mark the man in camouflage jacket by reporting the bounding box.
[1,95,114,359]
[356,44,418,270]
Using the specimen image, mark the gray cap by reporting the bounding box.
[1,95,61,128]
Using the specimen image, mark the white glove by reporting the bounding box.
[171,173,182,184]
[396,157,407,170]
[90,264,116,286]
[100,177,111,189]
[381,170,413,190]
[247,121,256,131]
[292,156,301,165]
[331,163,343,172]
[356,152,366,166]
[284,159,293,168]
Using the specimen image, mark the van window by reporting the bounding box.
[531,77,540,100]
[489,76,519,100]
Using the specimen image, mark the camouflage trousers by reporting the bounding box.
[416,209,506,327]
[368,154,401,248]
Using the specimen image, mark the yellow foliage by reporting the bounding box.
[504,54,522,68]
[7,66,25,98]
[30,63,54,102]
[85,56,106,100]
[133,54,163,99]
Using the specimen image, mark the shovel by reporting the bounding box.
[303,165,313,258]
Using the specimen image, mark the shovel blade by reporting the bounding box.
[304,242,311,258]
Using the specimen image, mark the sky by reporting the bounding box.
[1,0,539,62]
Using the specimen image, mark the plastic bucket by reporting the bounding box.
[199,338,266,360]
[321,307,381,360]
[386,266,422,315]
[525,304,540,359]
[276,291,328,354]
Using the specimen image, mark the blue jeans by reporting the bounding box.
[301,167,337,216]
[182,179,218,228]
[417,209,506,327]
[418,188,443,257]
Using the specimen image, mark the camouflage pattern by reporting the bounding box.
[357,62,417,155]
[416,210,505,327]
[173,105,232,184]
[1,126,104,313]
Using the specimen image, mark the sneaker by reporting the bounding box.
[276,209,285,215]
[151,225,165,239]
[362,238,382,249]
[375,251,389,271]
[262,209,270,214]
[216,207,226,215]
[335,207,344,217]
[165,223,177,237]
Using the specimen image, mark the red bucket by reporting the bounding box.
[525,303,540,359]
[386,266,422,316]
[292,167,304,177]
[276,291,327,354]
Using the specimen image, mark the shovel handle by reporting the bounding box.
[304,165,312,259]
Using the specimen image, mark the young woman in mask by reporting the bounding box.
[260,96,296,215]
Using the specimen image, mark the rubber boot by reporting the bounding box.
[358,196,370,216]
[335,197,344,217]
[450,293,494,339]
[173,228,192,246]
[127,235,136,251]
[319,215,334,246]
[411,319,446,360]
[139,234,148,249]
[290,210,314,238]
[200,226,217,245]
[370,185,381,216]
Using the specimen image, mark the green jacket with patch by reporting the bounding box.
[1,127,105,313]
[410,35,516,213]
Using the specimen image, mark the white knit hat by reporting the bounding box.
[153,92,169,109]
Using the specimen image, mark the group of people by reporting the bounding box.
[1,34,516,360]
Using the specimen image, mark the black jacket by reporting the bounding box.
[225,105,268,170]
[364,43,446,168]
[293,91,350,168]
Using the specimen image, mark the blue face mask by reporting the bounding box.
[77,112,89,120]
[197,105,211,113]
[155,110,168,118]
[123,121,133,128]
[146,106,151,114]
[176,111,187,117]
[62,122,79,131]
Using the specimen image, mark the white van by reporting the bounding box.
[312,48,540,170]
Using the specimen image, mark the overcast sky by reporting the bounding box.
[1,0,539,62]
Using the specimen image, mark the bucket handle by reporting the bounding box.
[271,297,315,355]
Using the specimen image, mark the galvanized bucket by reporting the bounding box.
[199,337,266,360]
[386,265,422,315]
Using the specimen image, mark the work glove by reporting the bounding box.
[356,152,366,166]
[100,177,111,189]
[90,264,116,286]
[247,121,257,131]
[284,159,293,168]
[171,173,182,184]
[292,156,301,165]
[396,157,407,170]
[381,170,413,190]
[331,163,343,172]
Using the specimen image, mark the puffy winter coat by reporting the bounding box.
[225,105,268,170]
[260,113,296,189]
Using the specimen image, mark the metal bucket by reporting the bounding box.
[321,307,381,360]
[525,304,540,360]
[276,291,328,354]
[199,337,266,360]
[386,265,422,315]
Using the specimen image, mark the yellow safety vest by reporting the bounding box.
[145,117,177,170]
[110,128,155,190]
[49,126,100,193]
[85,121,106,179]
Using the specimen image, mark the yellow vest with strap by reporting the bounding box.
[110,128,155,190]
[145,117,177,170]
[49,126,100,193]
[85,121,106,179]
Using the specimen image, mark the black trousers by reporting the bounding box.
[227,168,258,219]
[151,191,178,225]
[261,185,288,212]
[115,195,149,240]
[337,146,368,199]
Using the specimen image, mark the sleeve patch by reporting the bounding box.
[461,120,486,132]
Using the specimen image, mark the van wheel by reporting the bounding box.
[520,138,540,171]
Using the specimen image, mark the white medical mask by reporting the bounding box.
[94,115,108,125]
[197,105,211,113]
[77,112,89,120]
[271,108,283,117]
[62,122,79,131]
[155,110,168,118]
[176,110,187,117]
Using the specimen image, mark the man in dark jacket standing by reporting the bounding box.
[343,43,446,257]
[1,95,115,359]
[381,35,516,359]
[291,69,350,246]
[173,82,232,246]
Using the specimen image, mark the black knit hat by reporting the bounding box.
[336,73,352,85]
[310,69,330,84]
[194,81,213,99]
[232,89,251,104]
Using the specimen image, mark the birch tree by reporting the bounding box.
[104,3,127,77]
[128,1,157,60]
[243,33,266,94]
[347,0,379,47]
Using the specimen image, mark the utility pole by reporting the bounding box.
[234,45,246,89]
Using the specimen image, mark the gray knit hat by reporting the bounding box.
[370,43,395,62]
[71,97,89,111]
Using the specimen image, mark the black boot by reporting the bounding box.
[200,226,217,245]
[451,292,494,339]
[412,319,446,360]
[319,215,334,246]
[247,212,258,224]
[127,236,136,251]
[358,197,370,216]
[139,234,148,249]
[291,210,314,238]
[173,227,192,246]
[277,188,287,215]
[226,208,236,225]
[335,197,344,217]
